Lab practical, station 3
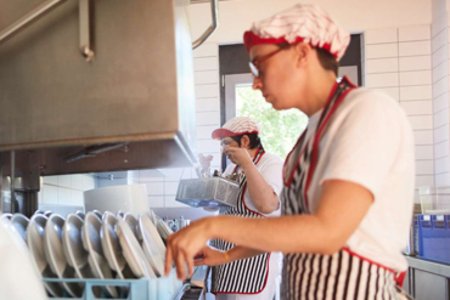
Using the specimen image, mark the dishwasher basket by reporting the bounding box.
[44,270,183,300]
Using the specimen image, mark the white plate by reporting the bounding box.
[82,212,118,298]
[11,213,29,243]
[28,214,64,297]
[75,210,85,220]
[123,213,143,242]
[100,212,126,278]
[44,214,81,297]
[116,218,155,278]
[62,214,93,279]
[0,213,12,225]
[139,213,166,276]
[156,219,173,241]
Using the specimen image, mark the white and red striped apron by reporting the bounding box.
[281,77,406,299]
[212,147,272,294]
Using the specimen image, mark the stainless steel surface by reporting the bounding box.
[0,0,197,173]
[192,0,218,49]
[0,0,67,43]
[176,177,240,208]
[79,0,94,61]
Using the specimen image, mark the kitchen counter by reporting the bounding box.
[404,255,450,300]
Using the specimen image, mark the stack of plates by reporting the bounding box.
[0,209,170,298]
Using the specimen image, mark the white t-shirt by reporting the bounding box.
[306,88,415,271]
[223,151,283,217]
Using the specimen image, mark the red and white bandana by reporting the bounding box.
[243,4,350,61]
[211,116,260,140]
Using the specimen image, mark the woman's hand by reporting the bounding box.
[223,145,252,169]
[164,217,214,280]
[194,246,229,267]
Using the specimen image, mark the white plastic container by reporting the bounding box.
[84,184,149,215]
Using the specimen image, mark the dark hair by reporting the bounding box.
[231,133,262,149]
[316,47,339,76]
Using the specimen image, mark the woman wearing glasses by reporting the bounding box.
[166,4,415,299]
[204,116,283,300]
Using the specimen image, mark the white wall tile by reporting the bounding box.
[432,61,448,82]
[434,108,450,127]
[400,100,433,115]
[365,73,399,88]
[365,28,398,44]
[158,168,185,180]
[432,44,448,67]
[416,159,435,174]
[165,196,189,208]
[415,145,434,160]
[193,42,218,58]
[366,58,398,73]
[196,98,220,112]
[197,125,217,139]
[408,115,433,130]
[194,70,219,85]
[431,10,447,37]
[432,76,449,97]
[40,185,58,204]
[195,84,219,98]
[164,181,180,195]
[196,139,220,152]
[146,182,164,196]
[399,70,432,86]
[435,173,450,186]
[379,87,399,101]
[414,130,434,145]
[43,176,58,185]
[399,41,431,56]
[433,92,449,112]
[431,27,448,52]
[148,196,165,208]
[398,25,430,41]
[400,85,432,100]
[434,156,450,173]
[196,111,220,126]
[58,175,72,188]
[366,43,398,59]
[194,57,219,71]
[416,175,435,187]
[434,124,449,143]
[434,140,449,158]
[399,56,431,71]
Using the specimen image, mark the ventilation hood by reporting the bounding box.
[0,0,216,176]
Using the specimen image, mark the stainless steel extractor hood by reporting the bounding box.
[0,0,216,176]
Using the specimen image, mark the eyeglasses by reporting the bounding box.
[249,46,288,78]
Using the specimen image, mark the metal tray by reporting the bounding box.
[175,177,240,209]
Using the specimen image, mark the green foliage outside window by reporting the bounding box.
[236,84,308,159]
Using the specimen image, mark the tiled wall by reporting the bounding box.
[431,0,450,186]
[39,174,95,206]
[365,25,434,188]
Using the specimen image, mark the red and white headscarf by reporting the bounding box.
[243,4,350,61]
[211,116,260,140]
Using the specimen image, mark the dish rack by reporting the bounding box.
[44,270,184,300]
[175,177,240,208]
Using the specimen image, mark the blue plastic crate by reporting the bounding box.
[417,214,450,264]
[43,271,183,300]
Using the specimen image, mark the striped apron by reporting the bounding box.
[281,77,404,300]
[212,147,271,294]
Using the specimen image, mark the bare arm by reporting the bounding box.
[225,146,279,213]
[165,179,373,280]
[194,245,264,267]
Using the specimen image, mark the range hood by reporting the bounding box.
[0,0,218,176]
